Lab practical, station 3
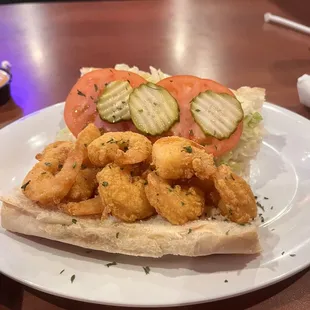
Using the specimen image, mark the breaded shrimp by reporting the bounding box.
[145,172,205,225]
[75,123,101,164]
[21,147,84,205]
[97,163,155,222]
[213,165,257,224]
[152,137,216,180]
[65,166,100,201]
[88,131,152,167]
[59,196,104,216]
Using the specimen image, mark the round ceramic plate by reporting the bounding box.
[0,102,310,307]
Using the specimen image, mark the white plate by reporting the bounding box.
[0,102,310,307]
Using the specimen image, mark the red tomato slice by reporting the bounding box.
[64,69,147,137]
[157,75,242,157]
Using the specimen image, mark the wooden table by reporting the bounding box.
[1,0,310,309]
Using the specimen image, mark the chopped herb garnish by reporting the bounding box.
[143,266,150,275]
[181,202,185,206]
[238,223,246,226]
[167,187,173,192]
[224,279,228,283]
[260,216,265,223]
[72,219,77,224]
[60,269,65,274]
[144,180,148,185]
[290,254,296,257]
[189,129,193,135]
[188,228,192,234]
[256,201,265,212]
[231,174,235,180]
[106,261,117,268]
[225,230,230,235]
[116,232,119,238]
[70,274,76,283]
[90,96,94,100]
[77,89,86,97]
[58,164,63,169]
[195,109,201,112]
[182,146,193,153]
[81,164,87,169]
[21,180,31,190]
[102,181,109,187]
[72,162,77,169]
[153,102,157,106]
[271,228,275,231]
[254,195,258,199]
[138,109,144,113]
[45,162,52,167]
[271,206,274,210]
[94,84,98,92]
[281,251,285,255]
[41,172,47,175]
[107,138,114,143]
[264,197,269,200]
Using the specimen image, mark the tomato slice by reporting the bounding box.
[157,75,242,157]
[64,69,147,137]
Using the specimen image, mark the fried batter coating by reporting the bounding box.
[145,172,205,225]
[213,165,257,224]
[35,141,74,165]
[152,137,216,180]
[97,163,155,222]
[59,196,104,216]
[65,167,100,201]
[22,146,84,206]
[88,131,152,167]
[76,123,101,164]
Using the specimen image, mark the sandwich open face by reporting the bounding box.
[0,64,265,258]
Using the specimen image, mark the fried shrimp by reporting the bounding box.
[21,146,84,206]
[97,163,155,222]
[145,172,205,225]
[65,167,100,201]
[152,137,216,180]
[213,165,257,224]
[35,141,74,165]
[88,131,152,167]
[59,196,104,216]
[75,123,101,163]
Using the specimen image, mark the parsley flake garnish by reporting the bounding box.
[182,146,193,153]
[70,274,76,283]
[224,279,228,283]
[72,162,77,169]
[143,266,150,275]
[77,89,86,97]
[41,172,47,175]
[21,180,31,190]
[257,201,265,212]
[181,202,185,206]
[225,230,230,235]
[60,269,65,274]
[144,180,148,185]
[116,232,119,238]
[72,219,77,224]
[102,181,109,187]
[281,251,285,255]
[44,162,52,167]
[195,109,201,112]
[231,174,235,180]
[188,228,192,234]
[189,129,194,135]
[138,109,144,113]
[264,197,269,200]
[290,254,296,257]
[106,261,117,268]
[94,84,98,92]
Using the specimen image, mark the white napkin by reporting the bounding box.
[297,74,310,107]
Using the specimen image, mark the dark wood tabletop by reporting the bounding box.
[1,0,310,309]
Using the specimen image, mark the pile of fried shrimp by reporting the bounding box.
[20,124,257,225]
